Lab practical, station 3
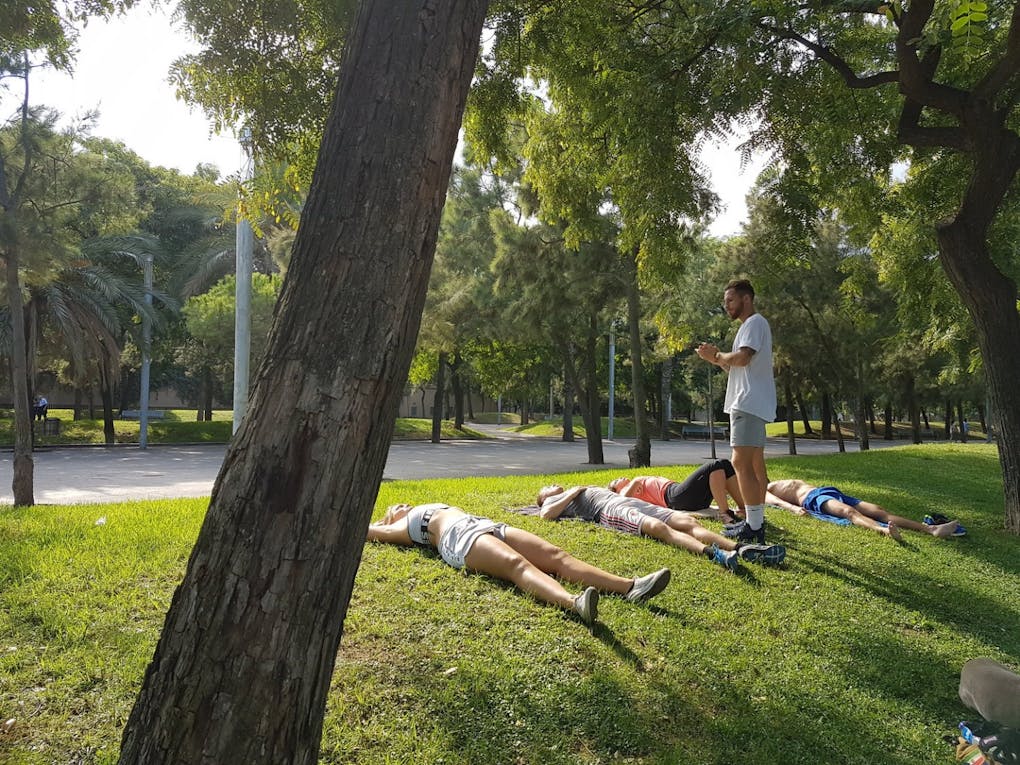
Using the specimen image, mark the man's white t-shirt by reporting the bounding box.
[723,312,776,422]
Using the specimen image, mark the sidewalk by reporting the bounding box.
[0,430,898,505]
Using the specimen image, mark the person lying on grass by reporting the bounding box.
[367,503,672,625]
[608,459,746,524]
[536,485,785,572]
[765,479,961,541]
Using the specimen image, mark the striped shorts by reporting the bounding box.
[597,506,647,536]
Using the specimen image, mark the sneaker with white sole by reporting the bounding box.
[723,520,766,544]
[625,568,672,603]
[710,544,739,572]
[572,586,599,624]
[736,542,786,565]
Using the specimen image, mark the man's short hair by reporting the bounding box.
[725,279,755,299]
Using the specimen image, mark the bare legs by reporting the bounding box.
[820,499,903,541]
[662,514,738,552]
[853,501,958,538]
[463,527,636,611]
[638,517,711,555]
[731,445,767,506]
[708,469,746,519]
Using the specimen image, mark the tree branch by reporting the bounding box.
[895,0,969,116]
[760,24,899,89]
[974,2,1020,102]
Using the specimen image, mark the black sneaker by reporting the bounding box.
[724,520,766,544]
[736,542,786,565]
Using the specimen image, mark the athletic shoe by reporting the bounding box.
[710,544,739,572]
[572,586,599,625]
[723,520,766,544]
[736,543,786,565]
[625,568,672,603]
[924,514,967,536]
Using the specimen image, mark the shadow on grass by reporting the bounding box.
[792,546,1020,656]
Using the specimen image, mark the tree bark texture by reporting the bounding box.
[937,220,1020,532]
[660,357,672,441]
[582,318,605,463]
[431,351,447,443]
[4,250,34,506]
[562,367,575,442]
[451,352,464,428]
[784,368,796,456]
[624,251,650,467]
[118,2,489,763]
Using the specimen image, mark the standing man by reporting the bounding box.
[695,279,776,543]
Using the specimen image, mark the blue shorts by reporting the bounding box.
[803,486,861,516]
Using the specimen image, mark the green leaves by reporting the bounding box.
[949,0,988,61]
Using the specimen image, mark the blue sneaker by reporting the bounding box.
[723,520,766,544]
[737,543,786,565]
[710,544,739,572]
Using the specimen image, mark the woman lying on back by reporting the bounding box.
[367,503,671,625]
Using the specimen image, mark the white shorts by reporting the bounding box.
[436,515,507,569]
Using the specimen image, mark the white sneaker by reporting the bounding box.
[625,568,672,603]
[572,586,599,624]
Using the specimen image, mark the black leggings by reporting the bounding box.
[664,459,735,511]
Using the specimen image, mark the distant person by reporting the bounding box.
[33,395,48,421]
[608,460,746,523]
[367,502,672,625]
[695,279,776,544]
[537,485,785,570]
[765,479,961,540]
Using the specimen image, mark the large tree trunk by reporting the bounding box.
[795,385,813,435]
[99,359,116,445]
[821,390,832,439]
[450,351,464,428]
[784,367,797,455]
[660,357,672,441]
[431,351,447,443]
[937,216,1020,533]
[558,323,604,463]
[581,319,605,463]
[562,369,575,442]
[855,355,869,451]
[907,376,922,445]
[4,251,34,505]
[117,2,488,763]
[624,250,650,467]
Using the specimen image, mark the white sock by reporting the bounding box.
[746,504,765,530]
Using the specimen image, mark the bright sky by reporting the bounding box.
[14,5,766,236]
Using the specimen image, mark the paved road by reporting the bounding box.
[0,426,902,505]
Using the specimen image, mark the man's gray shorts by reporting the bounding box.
[729,410,767,448]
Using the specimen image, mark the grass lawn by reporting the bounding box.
[514,416,641,438]
[1,444,1016,764]
[0,411,483,447]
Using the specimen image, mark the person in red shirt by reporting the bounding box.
[608,460,745,524]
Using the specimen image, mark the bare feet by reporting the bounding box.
[885,522,903,542]
[929,520,960,539]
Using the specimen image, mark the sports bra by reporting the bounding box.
[405,503,451,545]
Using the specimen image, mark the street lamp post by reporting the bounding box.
[233,127,254,434]
[139,253,153,450]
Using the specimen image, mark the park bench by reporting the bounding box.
[120,409,166,420]
[681,424,728,440]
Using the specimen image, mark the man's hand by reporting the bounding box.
[696,343,720,363]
